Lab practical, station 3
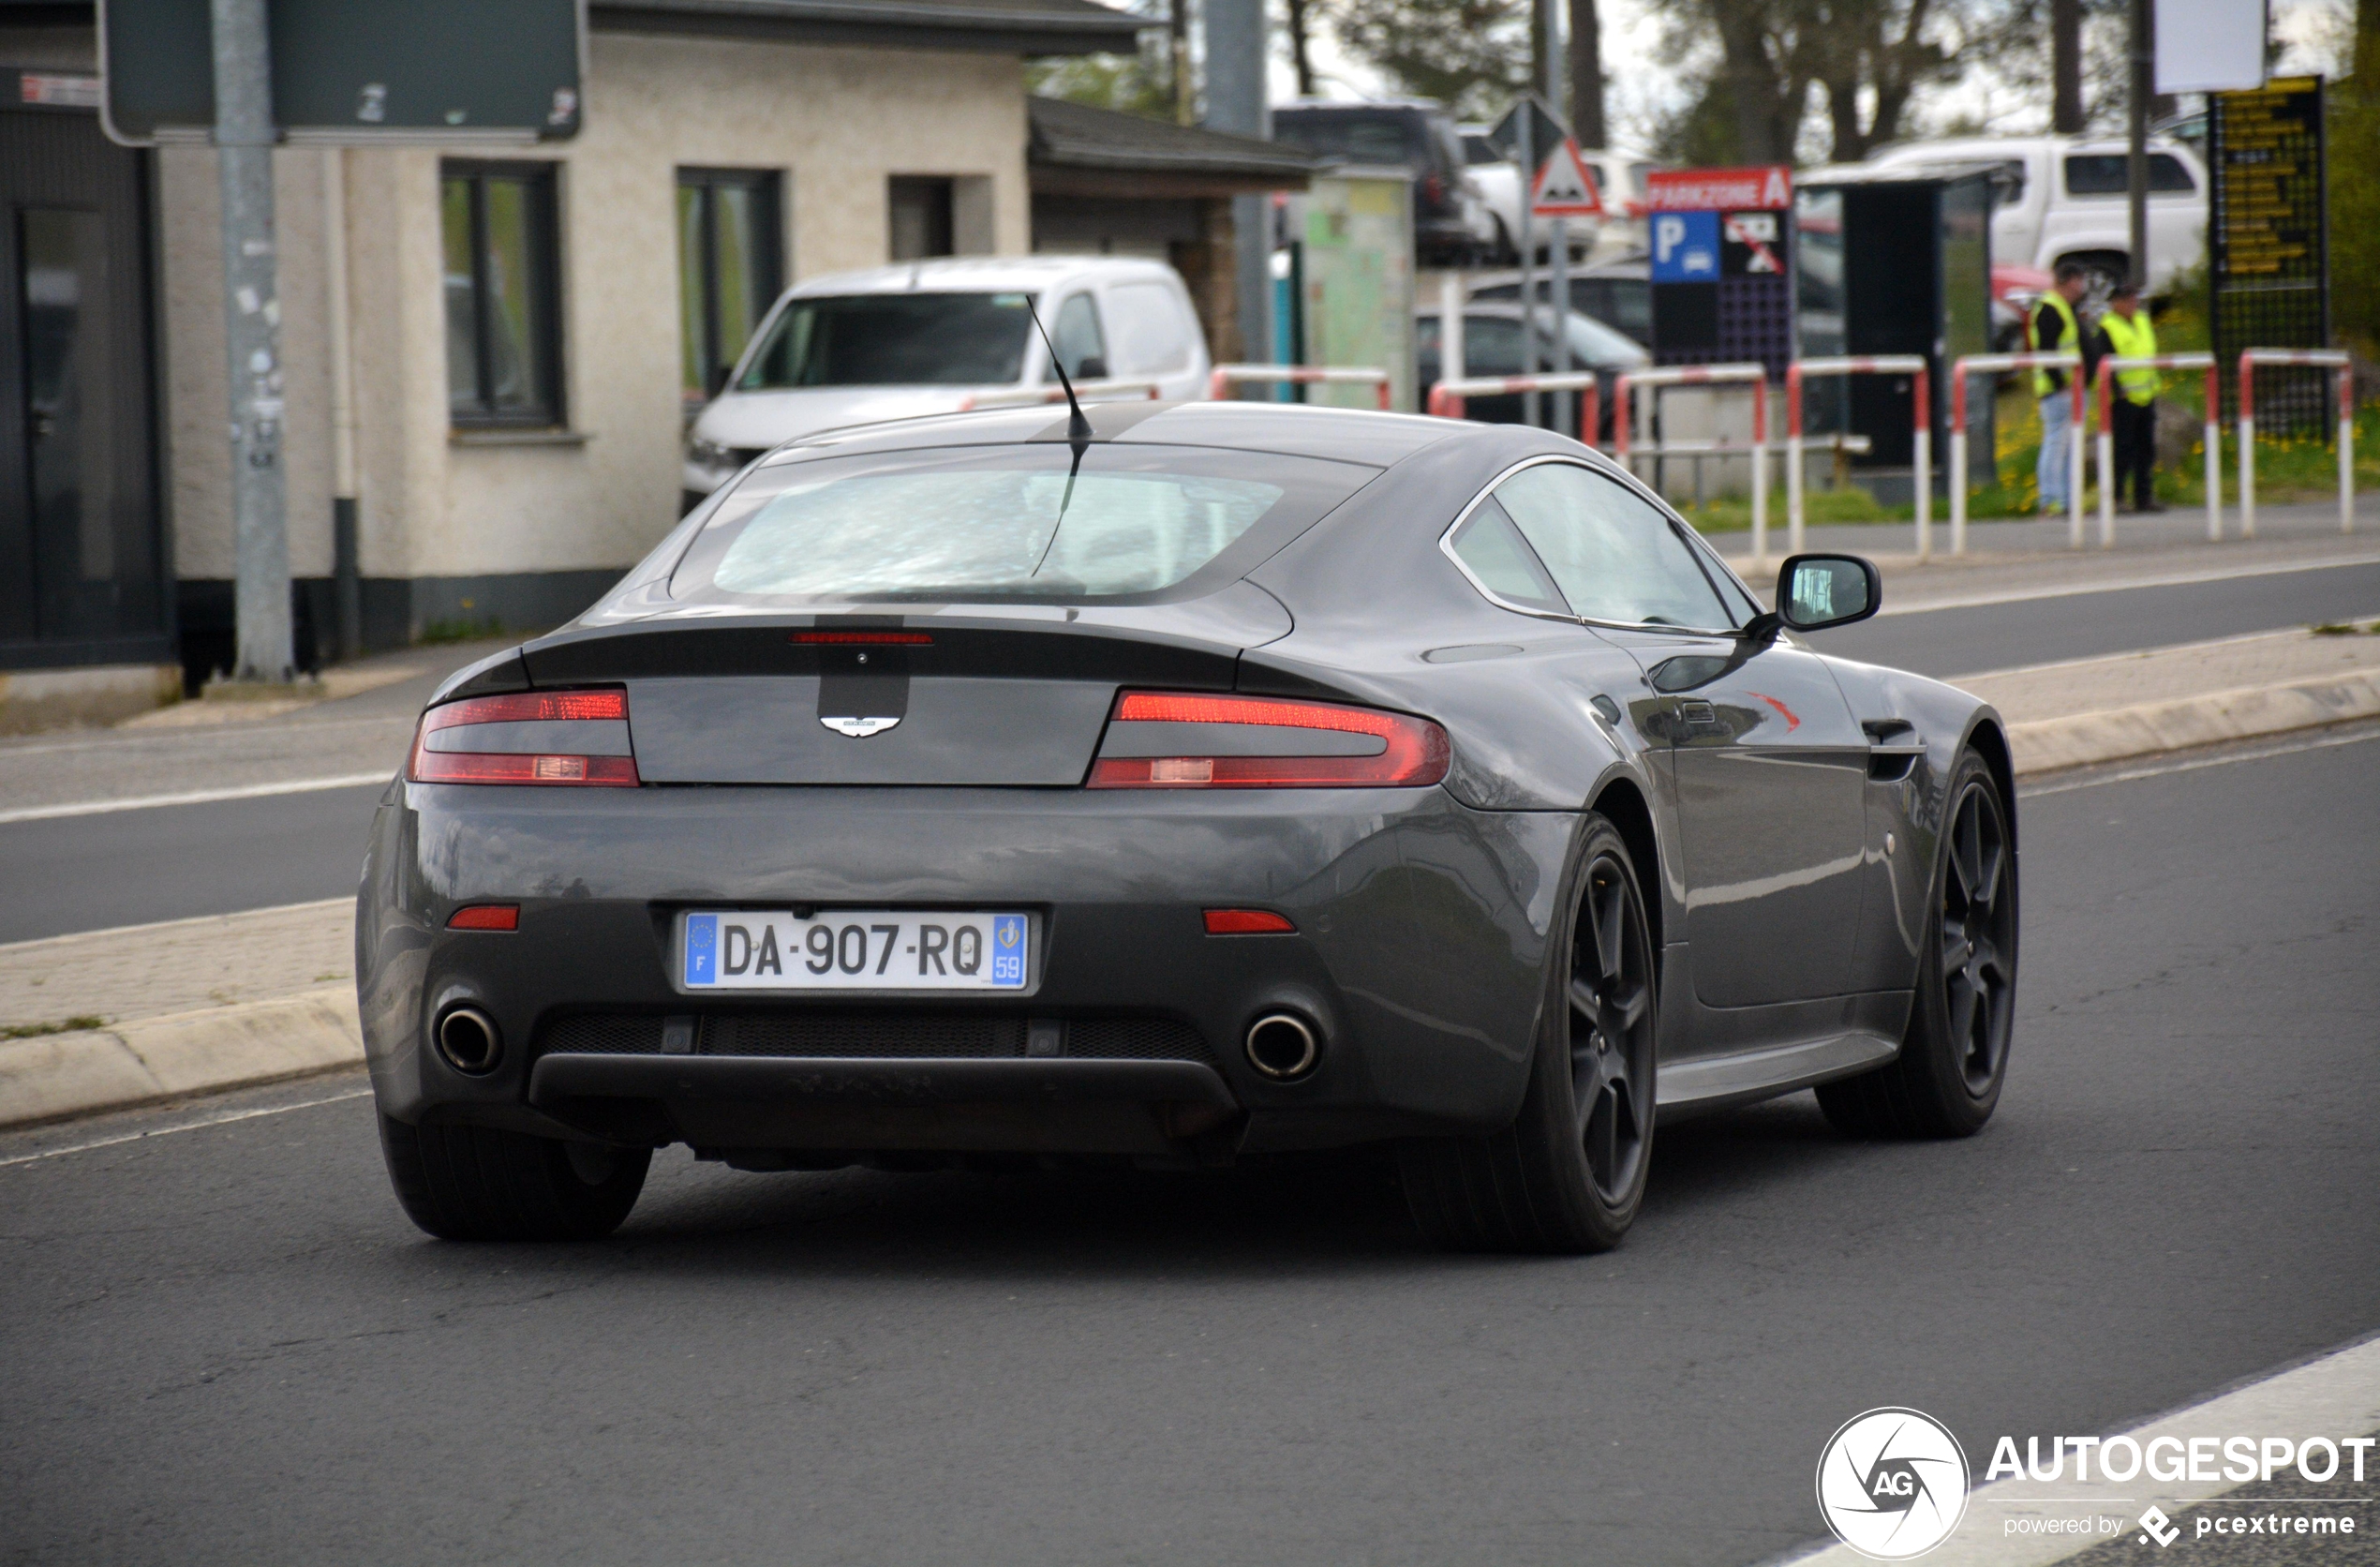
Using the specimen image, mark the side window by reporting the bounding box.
[1492,463,1735,628]
[1104,282,1190,375]
[1044,291,1108,381]
[2147,153,2196,193]
[1448,496,1569,615]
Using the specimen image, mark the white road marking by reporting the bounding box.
[1871,551,2380,618]
[0,1083,371,1168]
[0,771,391,826]
[2021,724,2380,796]
[1788,1331,2380,1566]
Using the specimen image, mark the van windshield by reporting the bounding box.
[736,292,1036,389]
[668,444,1378,604]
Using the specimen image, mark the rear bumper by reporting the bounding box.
[358,780,1577,1157]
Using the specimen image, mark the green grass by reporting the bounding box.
[4,1016,107,1039]
[417,615,506,645]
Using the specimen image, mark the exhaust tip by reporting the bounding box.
[436,1006,502,1074]
[1244,1012,1320,1081]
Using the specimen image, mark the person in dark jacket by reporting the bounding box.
[2098,281,2164,512]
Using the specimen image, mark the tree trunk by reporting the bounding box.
[1283,0,1318,97]
[2052,0,2084,131]
[1568,0,1607,146]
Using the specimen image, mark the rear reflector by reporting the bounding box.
[409,685,639,787]
[409,752,640,786]
[1203,908,1296,934]
[1089,691,1450,789]
[448,904,520,931]
[791,631,932,645]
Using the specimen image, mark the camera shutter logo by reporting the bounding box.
[1815,1408,1970,1560]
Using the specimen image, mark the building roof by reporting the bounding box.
[594,0,1148,56]
[1027,95,1316,191]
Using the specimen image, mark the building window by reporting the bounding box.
[888,176,954,261]
[441,161,562,426]
[677,169,783,410]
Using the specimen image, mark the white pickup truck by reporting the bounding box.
[1865,134,2209,295]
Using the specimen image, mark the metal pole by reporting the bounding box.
[2126,0,2150,294]
[2068,381,2087,548]
[1550,215,1571,437]
[213,0,290,684]
[1785,362,1804,557]
[1949,360,1969,555]
[2342,366,2356,535]
[1202,0,1271,373]
[322,149,362,662]
[2096,363,2117,548]
[2239,353,2255,538]
[2203,363,2221,541]
[1517,112,1540,430]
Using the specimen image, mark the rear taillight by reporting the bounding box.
[1087,691,1450,789]
[407,687,640,787]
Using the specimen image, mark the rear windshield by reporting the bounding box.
[737,292,1035,390]
[670,444,1378,604]
[1273,111,1426,166]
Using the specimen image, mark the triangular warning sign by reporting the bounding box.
[1531,139,1604,219]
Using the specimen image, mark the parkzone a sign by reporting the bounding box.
[1644,165,1793,212]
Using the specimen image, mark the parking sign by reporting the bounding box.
[1651,212,1720,281]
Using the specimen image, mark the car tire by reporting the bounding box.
[377,1111,650,1241]
[1400,813,1658,1253]
[1817,749,2017,1140]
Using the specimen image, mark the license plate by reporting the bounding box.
[680,910,1031,992]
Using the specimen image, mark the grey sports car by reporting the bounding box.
[360,400,2017,1253]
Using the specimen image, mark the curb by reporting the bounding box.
[2008,669,2380,775]
[0,988,363,1132]
[4,671,2375,1137]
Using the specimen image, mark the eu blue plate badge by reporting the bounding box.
[685,913,718,985]
[990,914,1026,988]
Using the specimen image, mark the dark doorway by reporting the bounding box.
[888,176,953,261]
[0,76,167,670]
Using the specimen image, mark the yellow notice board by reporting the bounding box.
[1300,172,1416,411]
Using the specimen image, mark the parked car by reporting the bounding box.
[1467,259,1651,350]
[680,256,1212,510]
[1418,300,1649,441]
[1272,99,1491,265]
[367,399,2016,1253]
[1863,135,2209,297]
[1990,261,2054,352]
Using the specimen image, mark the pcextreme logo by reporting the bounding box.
[1815,1408,1970,1560]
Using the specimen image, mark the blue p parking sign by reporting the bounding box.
[1651,211,1720,281]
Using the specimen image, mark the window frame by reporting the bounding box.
[677,167,785,405]
[1436,454,1752,635]
[441,158,565,429]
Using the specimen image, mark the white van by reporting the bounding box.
[1862,134,2209,295]
[681,256,1212,508]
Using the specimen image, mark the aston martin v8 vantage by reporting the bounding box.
[360,400,2018,1252]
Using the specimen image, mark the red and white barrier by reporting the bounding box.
[2094,354,2219,546]
[958,380,1163,411]
[1787,356,1931,560]
[1948,353,2084,553]
[1425,373,1601,449]
[1612,365,1771,560]
[1212,364,1392,410]
[2238,350,2355,537]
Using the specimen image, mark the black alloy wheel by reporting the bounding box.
[1401,813,1659,1252]
[1569,851,1656,1208]
[1818,750,2017,1139]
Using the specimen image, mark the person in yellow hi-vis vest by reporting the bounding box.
[2098,280,2164,513]
[2028,261,2100,515]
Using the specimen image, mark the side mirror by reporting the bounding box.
[1775,553,1881,633]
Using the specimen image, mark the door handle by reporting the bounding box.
[1678,700,1718,726]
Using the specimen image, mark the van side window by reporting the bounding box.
[1045,292,1108,381]
[1104,282,1191,375]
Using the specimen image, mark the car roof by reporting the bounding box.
[786,255,1182,299]
[1274,97,1444,115]
[764,399,1467,469]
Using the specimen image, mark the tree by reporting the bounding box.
[2336,0,2380,353]
[2052,0,2083,130]
[1327,0,1538,117]
[1569,0,1608,146]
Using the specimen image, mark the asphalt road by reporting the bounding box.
[6,728,2375,1565]
[1801,558,2380,677]
[0,560,2370,943]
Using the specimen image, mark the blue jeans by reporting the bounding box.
[2037,391,2073,511]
